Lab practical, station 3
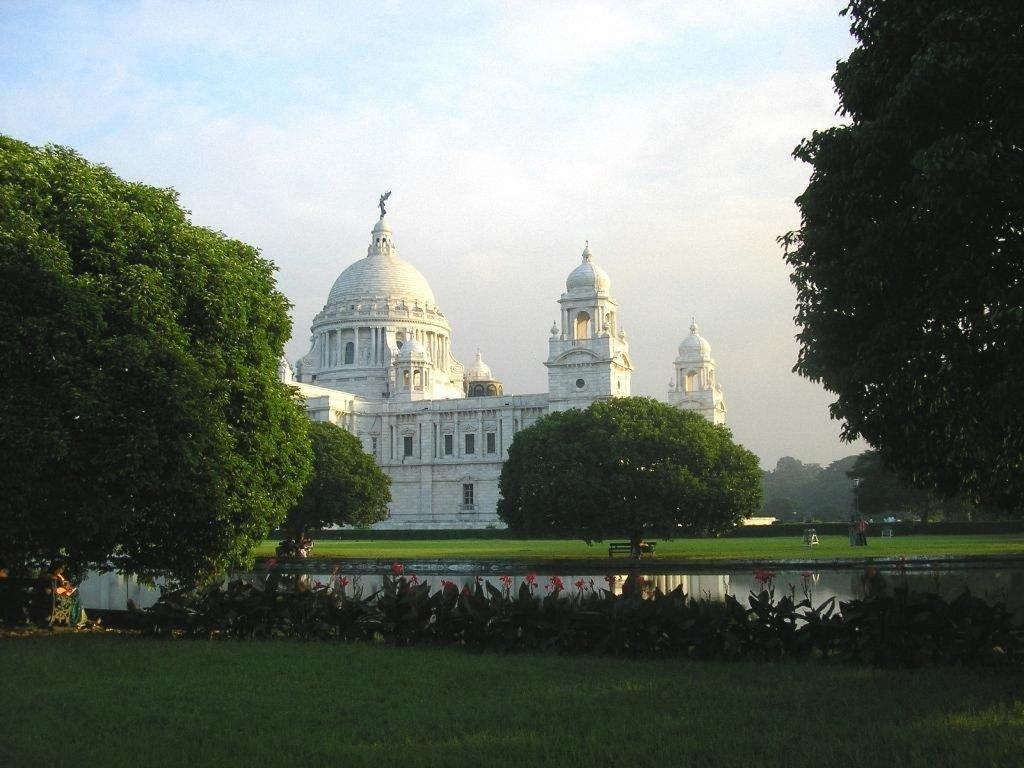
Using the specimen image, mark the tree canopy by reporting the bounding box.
[782,1,1024,510]
[848,450,999,523]
[497,398,763,544]
[762,455,858,522]
[284,421,391,535]
[0,136,313,583]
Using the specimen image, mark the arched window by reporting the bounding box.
[575,311,591,340]
[403,370,410,388]
[487,384,497,396]
[344,342,354,364]
[413,370,422,389]
[685,371,697,393]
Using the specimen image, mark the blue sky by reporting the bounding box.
[1,1,864,468]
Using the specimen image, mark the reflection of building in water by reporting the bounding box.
[77,571,163,610]
[617,573,731,601]
[76,568,1024,616]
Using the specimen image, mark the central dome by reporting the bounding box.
[326,215,437,308]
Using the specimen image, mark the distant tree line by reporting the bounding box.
[762,451,1008,523]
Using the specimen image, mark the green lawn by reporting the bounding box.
[1,635,1020,768]
[256,534,1024,562]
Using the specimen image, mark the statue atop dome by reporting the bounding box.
[378,190,391,218]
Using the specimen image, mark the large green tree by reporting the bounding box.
[782,1,1024,510]
[284,421,391,536]
[0,137,312,583]
[497,398,763,548]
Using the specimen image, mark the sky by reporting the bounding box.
[1,0,868,469]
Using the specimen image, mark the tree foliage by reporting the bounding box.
[782,1,1024,510]
[762,455,858,522]
[285,421,391,535]
[497,398,763,543]
[0,136,313,582]
[849,450,998,523]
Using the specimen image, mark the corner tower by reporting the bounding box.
[545,243,633,411]
[667,320,726,424]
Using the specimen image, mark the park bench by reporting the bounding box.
[608,541,657,558]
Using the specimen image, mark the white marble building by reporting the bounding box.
[285,207,726,528]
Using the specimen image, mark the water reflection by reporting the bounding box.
[79,565,1024,617]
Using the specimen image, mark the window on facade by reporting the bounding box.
[465,433,475,454]
[344,342,354,364]
[486,432,496,454]
[403,435,413,457]
[444,434,453,455]
[462,483,474,508]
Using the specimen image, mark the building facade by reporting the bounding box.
[286,208,726,528]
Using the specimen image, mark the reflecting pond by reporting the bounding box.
[79,563,1024,618]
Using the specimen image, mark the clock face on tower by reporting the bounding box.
[576,378,586,389]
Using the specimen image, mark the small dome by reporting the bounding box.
[566,243,611,294]
[397,338,428,360]
[372,216,392,234]
[465,350,493,382]
[678,321,712,361]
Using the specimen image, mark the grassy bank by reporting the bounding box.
[1,635,1021,768]
[255,533,1024,562]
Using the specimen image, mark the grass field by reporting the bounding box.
[1,635,1021,768]
[255,534,1024,563]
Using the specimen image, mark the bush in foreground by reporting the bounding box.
[136,569,1023,667]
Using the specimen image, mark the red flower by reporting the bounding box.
[499,575,512,590]
[574,579,586,591]
[337,576,350,589]
[549,575,564,592]
[408,574,420,585]
[753,568,776,585]
[525,573,537,586]
[390,562,404,576]
[440,579,455,591]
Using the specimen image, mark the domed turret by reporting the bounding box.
[464,350,503,397]
[546,241,632,409]
[565,243,611,294]
[677,321,712,362]
[668,318,725,424]
[397,337,429,361]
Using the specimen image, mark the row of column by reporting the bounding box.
[317,326,450,370]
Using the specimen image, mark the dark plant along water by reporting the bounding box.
[79,564,1024,617]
